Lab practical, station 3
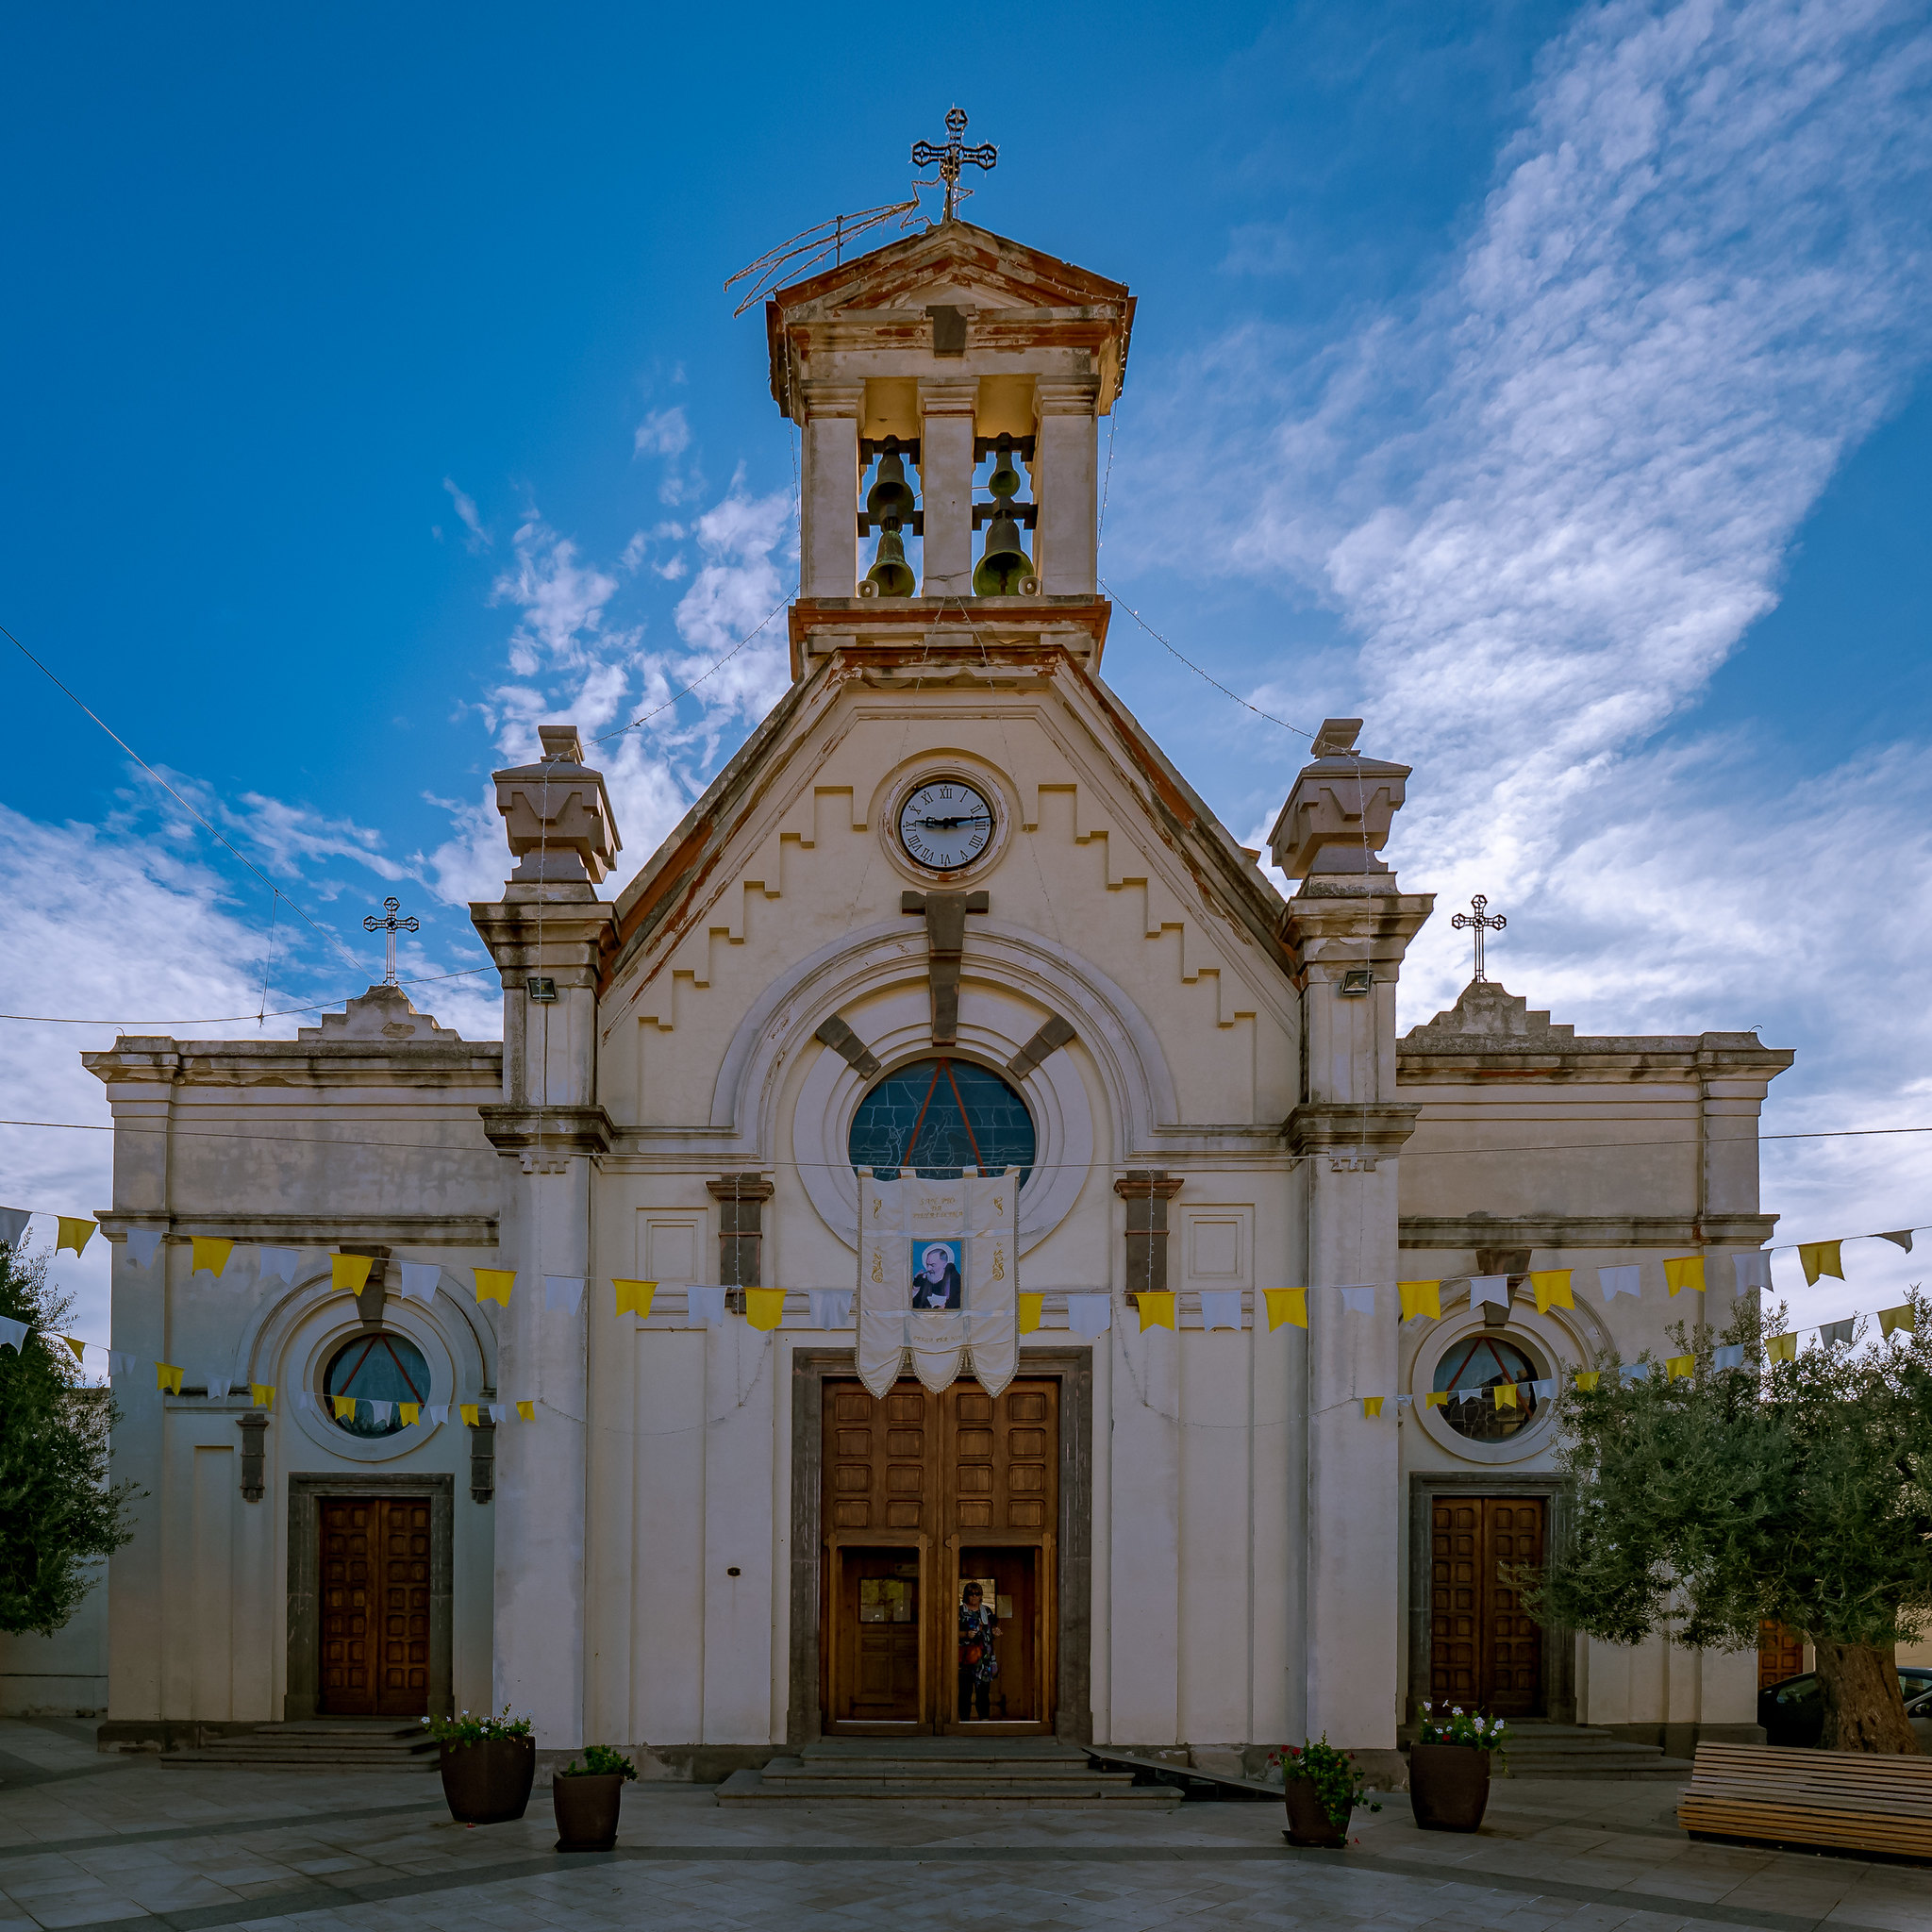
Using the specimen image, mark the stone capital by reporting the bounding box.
[1284,1101,1422,1159]
[1033,378,1099,416]
[478,1104,617,1161]
[918,377,979,417]
[492,727,622,888]
[798,378,864,417]
[1282,891,1434,976]
[1269,718,1411,881]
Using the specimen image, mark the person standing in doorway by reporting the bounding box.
[958,1581,999,1721]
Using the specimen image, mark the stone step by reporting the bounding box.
[717,1764,1182,1805]
[1488,1725,1695,1781]
[771,1758,1116,1781]
[159,1722,441,1772]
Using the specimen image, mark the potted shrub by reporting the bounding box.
[1408,1703,1506,1832]
[1268,1737,1381,1847]
[553,1745,637,1852]
[424,1707,536,1825]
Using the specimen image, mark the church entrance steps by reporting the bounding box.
[1485,1724,1695,1781]
[158,1721,441,1772]
[718,1737,1183,1805]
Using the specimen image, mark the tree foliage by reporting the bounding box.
[1526,1290,1932,1753]
[0,1243,138,1636]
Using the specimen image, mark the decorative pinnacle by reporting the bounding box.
[1450,894,1506,982]
[363,895,420,987]
[912,106,997,223]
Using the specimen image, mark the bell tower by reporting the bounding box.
[764,219,1134,674]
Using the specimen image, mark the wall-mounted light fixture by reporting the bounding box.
[1338,969,1374,996]
[526,976,558,1003]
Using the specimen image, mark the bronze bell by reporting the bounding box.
[985,433,1023,503]
[865,516,917,598]
[973,506,1031,596]
[865,438,917,526]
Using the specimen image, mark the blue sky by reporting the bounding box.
[5,0,1930,1343]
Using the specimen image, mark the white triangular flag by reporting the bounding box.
[1395,1392,1414,1407]
[256,1246,299,1284]
[1066,1293,1112,1337]
[1456,1386,1482,1404]
[1713,1343,1746,1370]
[108,1351,135,1379]
[686,1285,727,1326]
[425,1403,449,1425]
[809,1289,853,1329]
[0,1208,31,1252]
[1530,1378,1557,1399]
[205,1374,228,1401]
[369,1400,393,1426]
[1599,1265,1641,1302]
[1877,1230,1915,1254]
[1619,1361,1651,1382]
[1731,1251,1772,1292]
[1340,1285,1376,1316]
[125,1226,163,1269]
[1470,1275,1509,1309]
[0,1315,27,1353]
[397,1262,441,1304]
[1198,1290,1244,1331]
[487,1402,507,1424]
[544,1274,588,1313]
[298,1391,320,1413]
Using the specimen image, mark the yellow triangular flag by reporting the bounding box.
[1138,1290,1176,1332]
[1361,1396,1384,1418]
[192,1236,234,1278]
[397,1402,420,1426]
[57,1217,95,1257]
[613,1278,657,1319]
[63,1336,86,1362]
[1493,1382,1519,1410]
[1798,1241,1843,1287]
[1663,1256,1706,1296]
[1530,1269,1574,1313]
[458,1403,480,1425]
[1398,1280,1441,1323]
[1574,1371,1600,1391]
[331,1253,374,1294]
[1665,1354,1695,1380]
[473,1268,515,1307]
[250,1383,275,1410]
[331,1393,357,1420]
[1878,1305,1915,1339]
[157,1361,183,1394]
[1765,1331,1798,1362]
[516,1399,536,1422]
[1263,1288,1307,1331]
[1424,1391,1449,1409]
[1018,1291,1043,1335]
[744,1288,785,1332]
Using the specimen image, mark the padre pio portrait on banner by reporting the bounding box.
[911,1240,963,1310]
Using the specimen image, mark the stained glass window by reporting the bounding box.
[1432,1334,1541,1441]
[323,1332,429,1439]
[848,1057,1036,1186]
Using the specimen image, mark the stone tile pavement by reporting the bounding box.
[3,1719,1929,1932]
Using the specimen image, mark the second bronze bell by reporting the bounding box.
[865,517,917,597]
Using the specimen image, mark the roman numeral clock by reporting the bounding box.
[897,778,993,872]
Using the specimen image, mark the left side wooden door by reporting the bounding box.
[320,1497,432,1716]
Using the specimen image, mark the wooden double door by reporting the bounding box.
[319,1496,431,1716]
[822,1378,1057,1735]
[1428,1495,1545,1718]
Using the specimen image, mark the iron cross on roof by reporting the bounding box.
[363,895,419,987]
[912,107,997,223]
[1451,894,1506,982]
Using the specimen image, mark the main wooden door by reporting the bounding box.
[319,1496,431,1716]
[1429,1495,1545,1718]
[822,1378,1057,1734]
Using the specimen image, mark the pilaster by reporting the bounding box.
[918,379,977,597]
[800,380,862,598]
[1033,379,1099,594]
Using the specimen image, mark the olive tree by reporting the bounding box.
[1527,1290,1932,1753]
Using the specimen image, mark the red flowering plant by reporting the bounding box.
[1264,1736,1383,1829]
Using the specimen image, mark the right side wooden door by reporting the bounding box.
[1429,1495,1545,1718]
[320,1496,431,1717]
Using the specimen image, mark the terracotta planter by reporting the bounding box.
[1408,1742,1491,1832]
[553,1771,625,1852]
[439,1735,536,1825]
[1282,1775,1350,1847]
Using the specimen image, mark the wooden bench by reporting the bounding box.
[1678,1741,1932,1859]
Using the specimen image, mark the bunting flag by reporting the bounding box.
[62,1336,86,1362]
[206,1374,228,1401]
[1530,1378,1557,1400]
[1712,1345,1745,1371]
[613,1278,657,1319]
[298,1391,320,1414]
[1361,1396,1384,1418]
[1340,1285,1376,1316]
[1620,1362,1651,1383]
[369,1400,393,1427]
[1821,1317,1855,1347]
[1663,1257,1706,1296]
[516,1400,536,1421]
[109,1351,136,1378]
[809,1289,853,1329]
[1017,1291,1043,1335]
[1424,1391,1449,1408]
[488,1403,508,1424]
[0,1315,26,1353]
[1765,1332,1798,1362]
[425,1404,449,1425]
[332,1253,375,1294]
[192,1237,234,1279]
[1263,1288,1307,1331]
[257,1246,299,1284]
[1599,1265,1641,1302]
[744,1288,785,1332]
[250,1383,275,1409]
[1665,1354,1695,1380]
[157,1362,183,1393]
[1799,1241,1844,1287]
[331,1393,357,1421]
[1733,1251,1773,1292]
[1470,1275,1509,1309]
[1138,1290,1176,1332]
[473,1268,515,1307]
[1879,1230,1916,1254]
[687,1284,727,1326]
[57,1217,95,1257]
[1493,1382,1519,1410]
[1530,1269,1574,1314]
[398,1402,421,1427]
[1198,1290,1243,1331]
[125,1226,163,1269]
[0,1208,29,1251]
[1399,1279,1441,1323]
[397,1262,440,1304]
[544,1274,587,1314]
[1066,1293,1112,1338]
[458,1403,480,1425]
[1878,1305,1916,1339]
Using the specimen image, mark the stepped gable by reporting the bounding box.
[1401,978,1777,1058]
[296,983,466,1043]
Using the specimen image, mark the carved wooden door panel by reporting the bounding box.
[1429,1495,1545,1718]
[319,1497,430,1718]
[376,1498,432,1716]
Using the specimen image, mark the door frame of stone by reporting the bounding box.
[1407,1472,1574,1724]
[286,1473,455,1722]
[787,1347,1093,1749]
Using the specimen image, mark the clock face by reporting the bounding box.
[898,779,993,872]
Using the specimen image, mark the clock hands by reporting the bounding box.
[912,813,991,831]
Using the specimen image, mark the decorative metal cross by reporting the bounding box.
[363,895,419,986]
[1451,894,1506,981]
[912,107,997,223]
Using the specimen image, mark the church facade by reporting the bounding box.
[86,220,1790,1773]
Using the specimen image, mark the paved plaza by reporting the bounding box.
[2,1720,1929,1932]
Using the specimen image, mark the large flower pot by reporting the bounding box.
[553,1772,625,1852]
[1282,1776,1349,1847]
[1408,1742,1491,1832]
[439,1735,536,1825]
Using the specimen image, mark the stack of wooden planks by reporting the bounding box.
[1679,1742,1932,1858]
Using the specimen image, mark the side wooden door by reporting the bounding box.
[320,1497,431,1717]
[1428,1495,1545,1718]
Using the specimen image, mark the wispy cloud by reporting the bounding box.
[442,475,491,551]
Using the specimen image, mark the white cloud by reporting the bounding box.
[442,476,490,551]
[634,408,691,458]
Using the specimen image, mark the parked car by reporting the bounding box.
[1758,1668,1932,1747]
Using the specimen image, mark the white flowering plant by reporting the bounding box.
[1415,1702,1507,1759]
[422,1705,534,1746]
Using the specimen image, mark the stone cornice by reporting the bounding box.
[477,1105,617,1159]
[1399,1213,1780,1251]
[1285,1101,1423,1156]
[82,1041,502,1088]
[90,1214,499,1247]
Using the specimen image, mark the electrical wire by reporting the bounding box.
[0,966,493,1028]
[586,597,790,746]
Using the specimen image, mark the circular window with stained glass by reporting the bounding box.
[1432,1333,1544,1442]
[848,1057,1036,1187]
[323,1332,430,1439]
